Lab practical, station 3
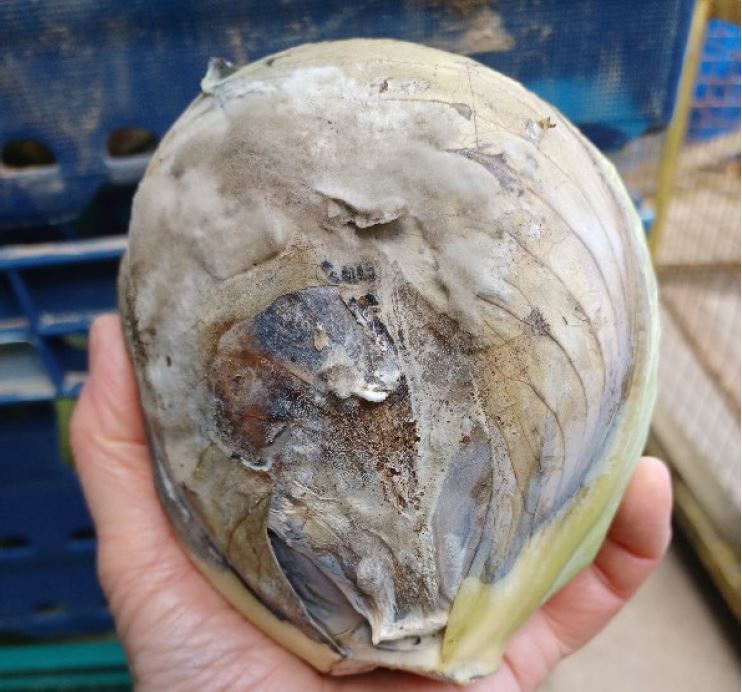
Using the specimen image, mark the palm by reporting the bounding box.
[71,316,672,692]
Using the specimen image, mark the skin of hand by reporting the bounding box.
[70,315,673,692]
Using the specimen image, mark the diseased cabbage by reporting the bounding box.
[119,39,658,683]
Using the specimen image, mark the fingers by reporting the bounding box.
[493,457,673,691]
[70,314,169,548]
[592,456,673,597]
[541,456,673,653]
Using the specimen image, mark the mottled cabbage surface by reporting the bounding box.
[120,39,658,683]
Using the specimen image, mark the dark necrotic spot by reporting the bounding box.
[360,265,374,280]
[321,260,339,283]
[321,260,375,285]
[525,307,551,336]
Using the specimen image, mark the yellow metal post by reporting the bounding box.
[649,0,712,258]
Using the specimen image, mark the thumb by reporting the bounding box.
[70,314,173,564]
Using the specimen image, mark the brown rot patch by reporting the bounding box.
[208,285,420,510]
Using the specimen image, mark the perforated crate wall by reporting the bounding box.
[688,18,741,141]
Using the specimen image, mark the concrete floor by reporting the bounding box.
[542,538,740,691]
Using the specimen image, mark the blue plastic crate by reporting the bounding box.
[1,0,695,228]
[0,400,112,638]
[0,0,694,641]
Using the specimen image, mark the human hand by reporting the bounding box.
[71,315,672,691]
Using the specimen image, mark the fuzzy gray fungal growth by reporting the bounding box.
[119,39,658,683]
